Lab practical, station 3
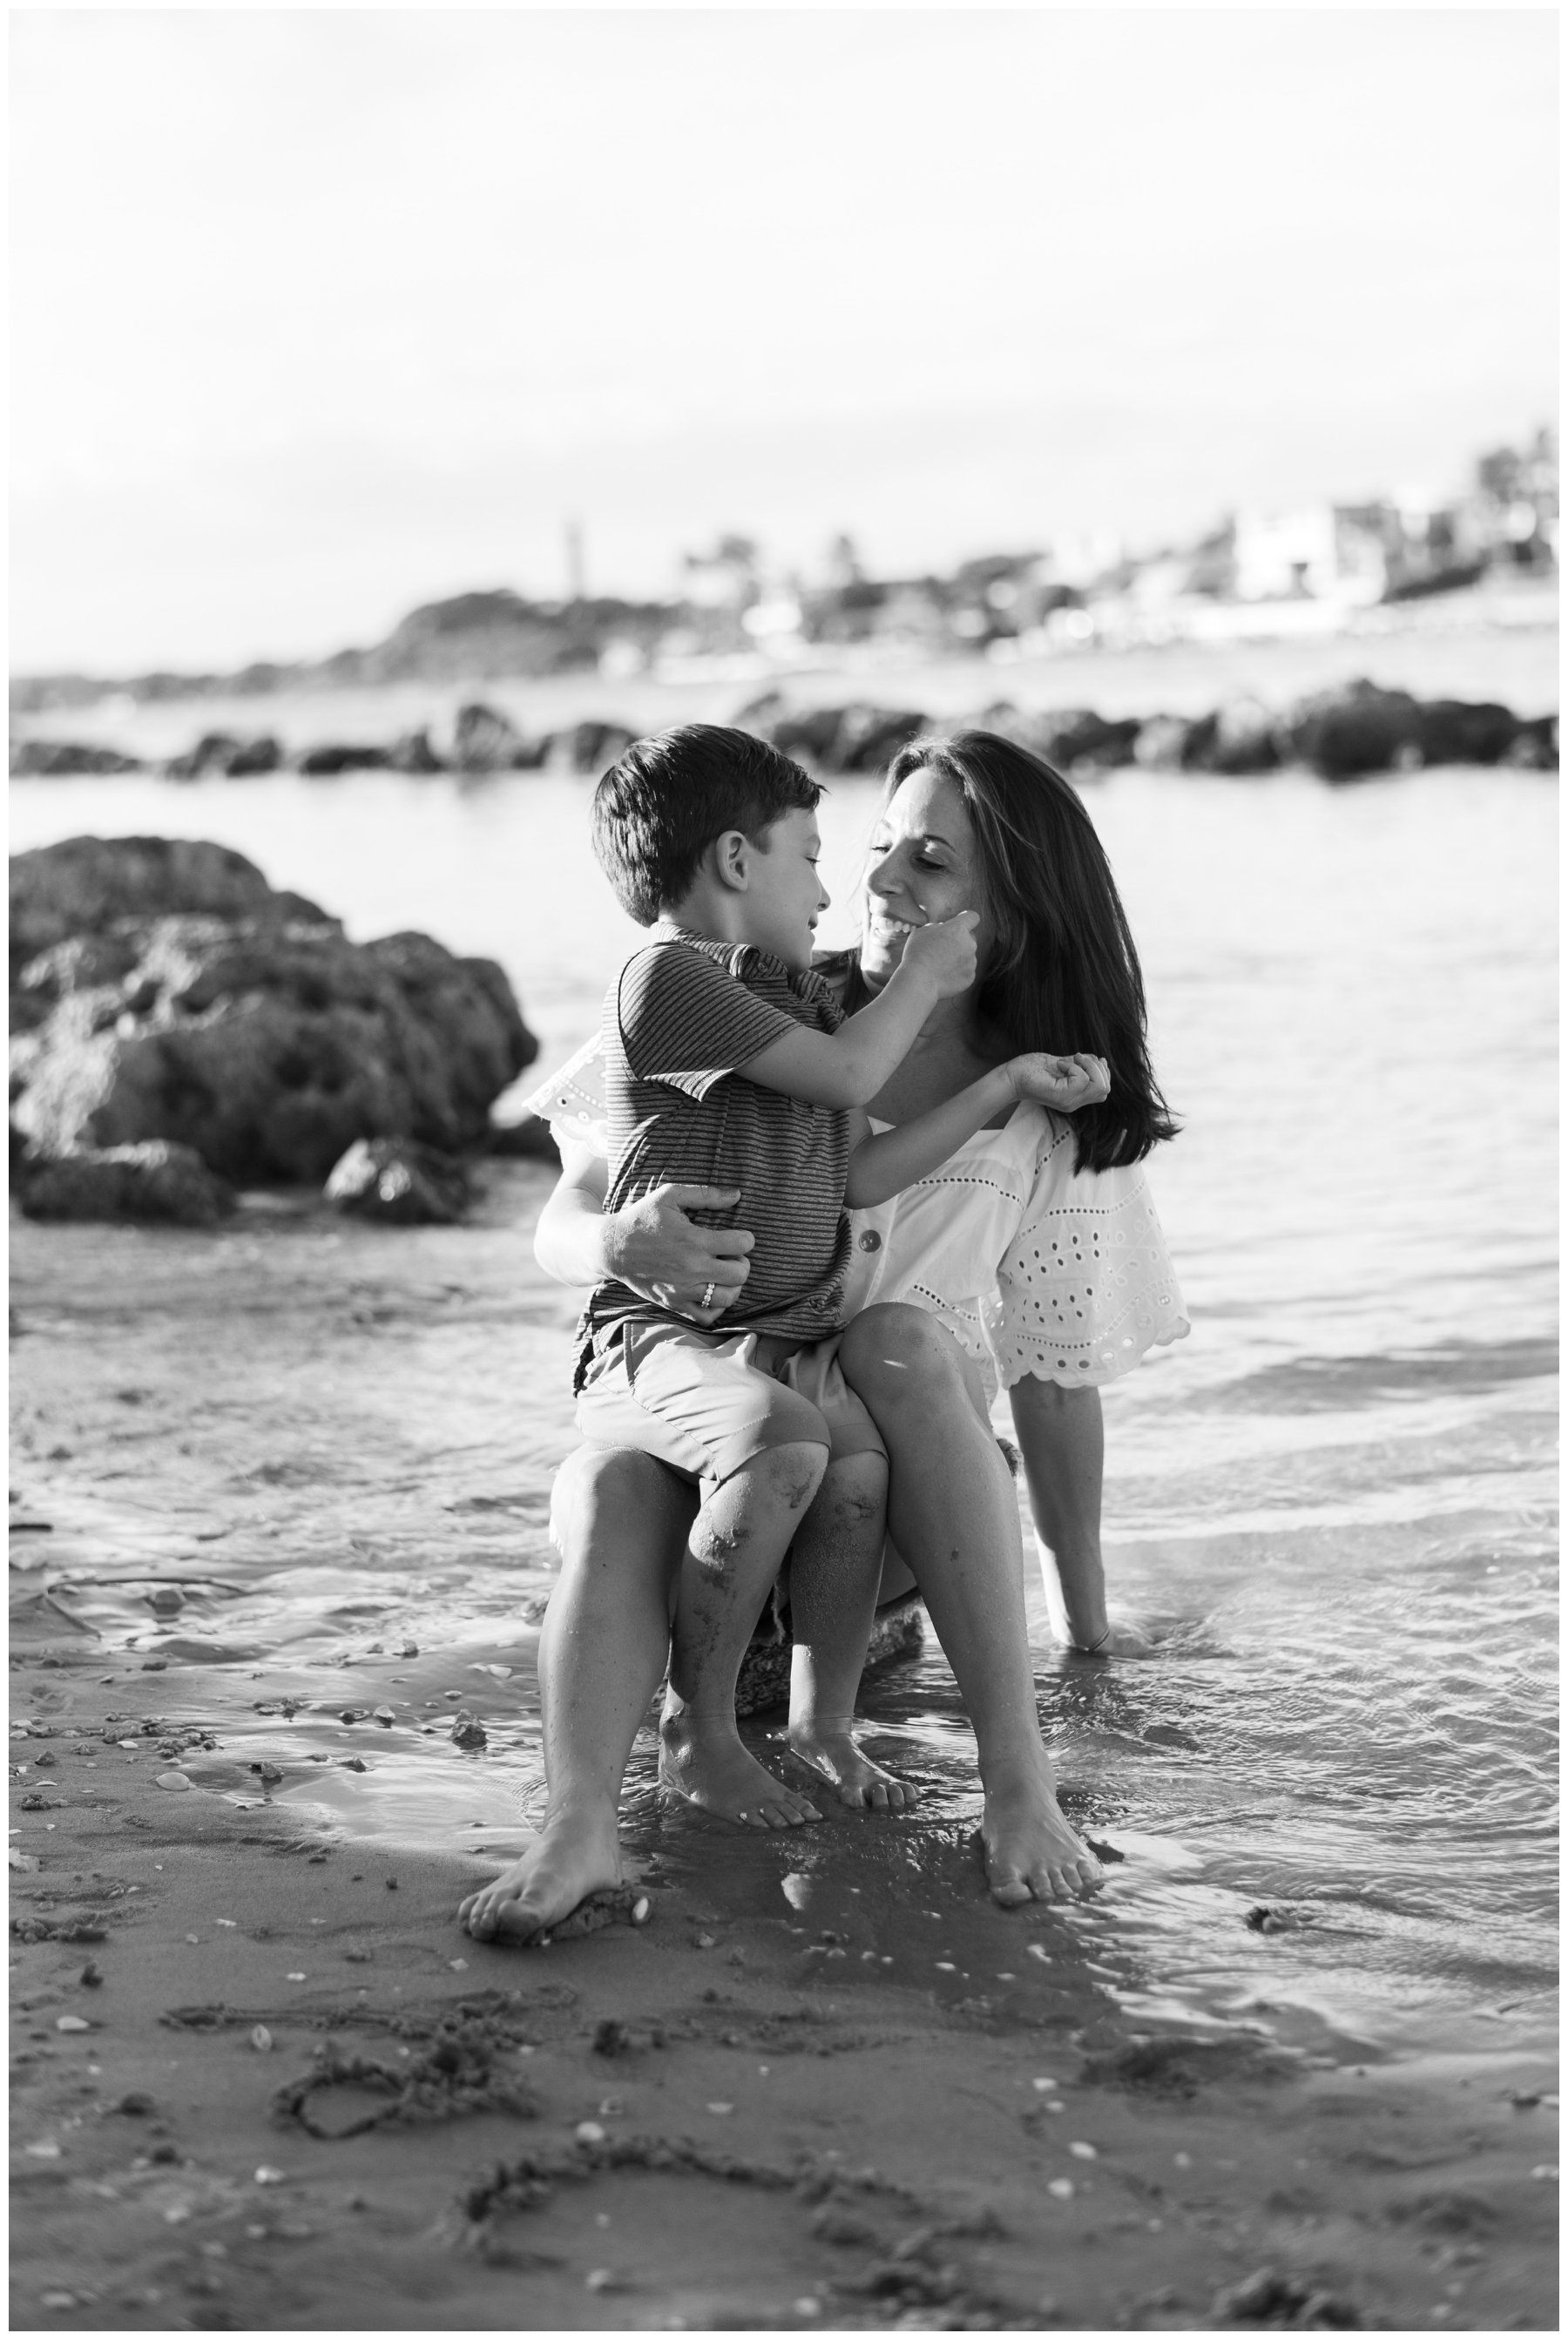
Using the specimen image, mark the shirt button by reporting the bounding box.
[857,1229,882,1254]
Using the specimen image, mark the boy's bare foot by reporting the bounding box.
[784,1721,921,1811]
[457,1806,622,1944]
[659,1709,821,1828]
[981,1761,1104,1904]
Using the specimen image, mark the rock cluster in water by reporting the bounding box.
[9,710,642,782]
[9,680,1558,785]
[733,683,1557,782]
[10,835,537,1225]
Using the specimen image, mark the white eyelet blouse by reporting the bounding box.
[524,1033,1188,1403]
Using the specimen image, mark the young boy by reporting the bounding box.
[574,725,1108,1829]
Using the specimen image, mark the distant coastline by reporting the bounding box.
[10,571,1557,723]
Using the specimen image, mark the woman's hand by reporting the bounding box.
[1006,1052,1111,1113]
[605,1183,754,1325]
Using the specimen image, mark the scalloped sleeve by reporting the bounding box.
[521,1031,610,1160]
[981,1119,1189,1389]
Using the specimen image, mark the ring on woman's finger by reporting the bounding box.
[700,1282,716,1310]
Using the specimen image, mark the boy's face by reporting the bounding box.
[740,808,830,971]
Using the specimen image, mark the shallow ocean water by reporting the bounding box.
[10,746,1558,2067]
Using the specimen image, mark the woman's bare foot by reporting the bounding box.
[457,1805,622,1943]
[785,1720,921,1811]
[1064,1620,1156,1659]
[659,1708,821,1827]
[980,1761,1104,1904]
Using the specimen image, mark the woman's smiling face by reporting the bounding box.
[861,765,992,987]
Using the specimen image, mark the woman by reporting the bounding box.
[459,730,1186,1943]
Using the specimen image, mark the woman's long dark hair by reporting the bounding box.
[874,730,1178,1172]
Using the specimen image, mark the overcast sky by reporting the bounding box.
[11,8,1558,672]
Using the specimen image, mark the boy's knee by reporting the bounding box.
[821,1451,888,1526]
[759,1437,829,1514]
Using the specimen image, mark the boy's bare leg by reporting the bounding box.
[784,1451,920,1810]
[660,1440,828,1828]
[459,1446,695,1943]
[838,1305,1104,1904]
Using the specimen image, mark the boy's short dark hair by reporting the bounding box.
[591,725,821,925]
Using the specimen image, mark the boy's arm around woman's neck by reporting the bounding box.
[842,1065,1020,1207]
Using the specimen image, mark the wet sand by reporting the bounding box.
[10,1169,1558,2331]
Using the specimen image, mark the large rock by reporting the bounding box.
[1011,707,1144,774]
[1411,700,1518,768]
[556,720,638,777]
[831,707,928,774]
[1185,698,1283,775]
[753,703,929,774]
[324,1136,471,1225]
[767,706,855,767]
[17,1140,235,1227]
[11,740,145,777]
[1506,714,1559,770]
[10,835,327,982]
[387,728,446,774]
[485,1112,561,1162]
[295,742,392,774]
[452,702,531,774]
[1284,680,1421,781]
[10,838,537,1184]
[734,1589,924,1716]
[1132,714,1197,771]
[165,734,281,779]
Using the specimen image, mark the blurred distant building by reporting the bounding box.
[1233,503,1389,605]
[1228,429,1556,612]
[1463,426,1558,571]
[670,534,764,655]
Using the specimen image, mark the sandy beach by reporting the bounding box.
[10,1167,1558,2332]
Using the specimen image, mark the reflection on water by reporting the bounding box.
[10,760,1558,2066]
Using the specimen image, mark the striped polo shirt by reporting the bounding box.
[576,922,854,1389]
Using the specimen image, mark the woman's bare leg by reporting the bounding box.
[660,1441,829,1828]
[459,1446,695,1942]
[1010,1378,1152,1657]
[784,1451,919,1810]
[837,1304,1103,1904]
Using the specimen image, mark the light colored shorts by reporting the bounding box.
[576,1321,886,1489]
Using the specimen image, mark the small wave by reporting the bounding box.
[1197,1336,1558,1414]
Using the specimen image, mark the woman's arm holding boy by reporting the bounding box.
[535,1142,753,1324]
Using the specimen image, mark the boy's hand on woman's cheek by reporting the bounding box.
[900,911,979,996]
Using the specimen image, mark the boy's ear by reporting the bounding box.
[711,829,751,893]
